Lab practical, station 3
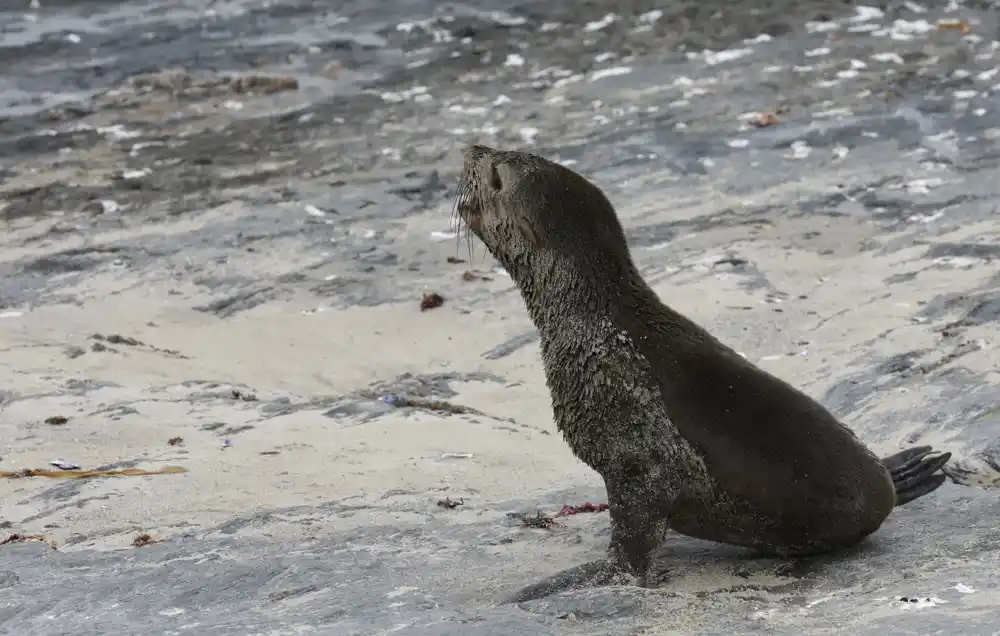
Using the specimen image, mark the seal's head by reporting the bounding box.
[455,145,637,298]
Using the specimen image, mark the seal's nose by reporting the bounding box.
[463,145,498,184]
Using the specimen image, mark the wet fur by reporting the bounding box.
[456,145,952,601]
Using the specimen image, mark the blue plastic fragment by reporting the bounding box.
[380,394,407,407]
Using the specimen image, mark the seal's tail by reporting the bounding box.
[882,446,952,506]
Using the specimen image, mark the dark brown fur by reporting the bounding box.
[455,144,951,602]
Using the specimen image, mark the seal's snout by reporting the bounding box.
[465,144,497,160]
[462,145,500,184]
[456,146,490,236]
[462,144,494,176]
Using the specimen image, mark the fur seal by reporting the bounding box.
[454,144,953,602]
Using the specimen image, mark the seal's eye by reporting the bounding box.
[490,164,503,191]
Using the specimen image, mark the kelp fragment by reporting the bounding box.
[1,466,186,479]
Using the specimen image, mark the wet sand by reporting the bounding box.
[2,1,1000,634]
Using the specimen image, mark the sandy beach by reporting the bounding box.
[2,0,1000,634]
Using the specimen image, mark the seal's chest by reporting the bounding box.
[539,329,690,473]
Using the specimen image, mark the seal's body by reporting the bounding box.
[455,145,951,602]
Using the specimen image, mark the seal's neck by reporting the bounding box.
[508,249,650,334]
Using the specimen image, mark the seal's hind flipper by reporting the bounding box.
[882,445,933,470]
[881,446,952,506]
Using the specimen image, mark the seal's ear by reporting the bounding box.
[495,162,517,191]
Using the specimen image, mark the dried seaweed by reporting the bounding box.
[1,465,187,479]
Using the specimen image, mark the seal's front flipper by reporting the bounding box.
[506,472,672,604]
[881,446,952,506]
[505,559,636,604]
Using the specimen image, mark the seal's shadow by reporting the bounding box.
[648,532,888,596]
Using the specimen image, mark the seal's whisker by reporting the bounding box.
[452,176,476,264]
[451,179,465,258]
[467,222,475,265]
[468,189,477,264]
[458,181,476,263]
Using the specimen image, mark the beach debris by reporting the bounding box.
[461,270,493,282]
[167,437,184,446]
[49,460,80,470]
[377,394,483,416]
[228,73,299,94]
[222,439,233,449]
[936,19,969,35]
[414,397,479,415]
[440,452,474,460]
[955,583,976,594]
[420,292,445,311]
[94,333,142,347]
[437,497,465,509]
[380,393,408,407]
[1,466,186,480]
[132,532,160,547]
[124,69,298,98]
[556,502,610,516]
[749,111,780,128]
[44,415,69,426]
[446,256,466,264]
[518,512,559,529]
[231,389,258,402]
[1,533,47,546]
[509,501,610,530]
